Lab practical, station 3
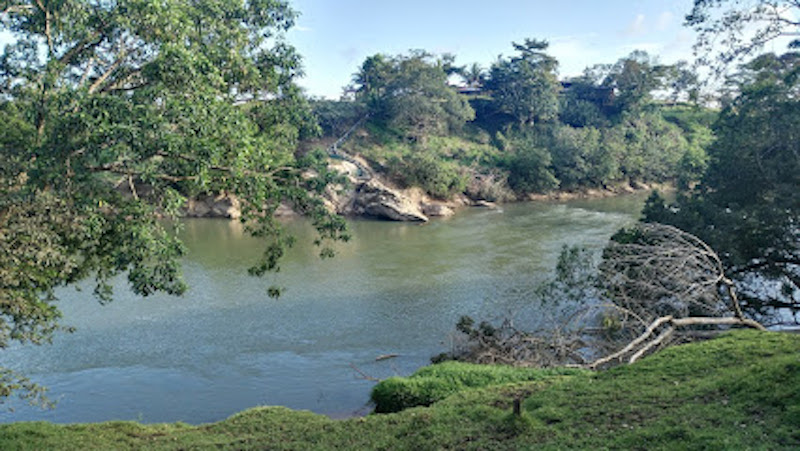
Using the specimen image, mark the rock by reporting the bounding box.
[274,202,297,218]
[183,193,242,219]
[184,198,211,217]
[473,200,498,209]
[328,159,361,183]
[352,179,428,222]
[422,203,455,217]
[210,194,241,219]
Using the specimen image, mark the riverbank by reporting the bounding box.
[2,330,797,449]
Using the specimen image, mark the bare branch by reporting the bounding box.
[1,4,36,14]
[34,0,53,56]
[88,52,126,94]
[58,31,105,67]
[588,315,765,369]
[629,326,674,364]
[600,223,741,323]
[588,315,674,369]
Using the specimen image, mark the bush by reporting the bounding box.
[386,151,468,199]
[504,146,559,194]
[310,99,366,137]
[370,361,584,413]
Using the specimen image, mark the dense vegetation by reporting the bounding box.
[0,0,347,403]
[644,52,800,320]
[0,330,797,449]
[314,42,712,201]
[0,0,798,441]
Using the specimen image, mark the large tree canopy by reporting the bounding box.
[484,39,561,126]
[350,50,474,141]
[644,52,800,322]
[0,0,347,403]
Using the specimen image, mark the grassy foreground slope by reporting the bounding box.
[1,330,798,450]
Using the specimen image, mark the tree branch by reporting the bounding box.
[1,4,36,14]
[58,31,105,67]
[629,326,674,363]
[88,52,126,94]
[34,0,54,56]
[153,150,294,178]
[588,315,766,369]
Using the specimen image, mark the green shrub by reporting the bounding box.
[386,151,468,199]
[370,361,584,413]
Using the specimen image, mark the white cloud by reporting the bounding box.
[656,11,674,32]
[625,14,647,36]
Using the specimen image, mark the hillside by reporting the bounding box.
[1,330,797,450]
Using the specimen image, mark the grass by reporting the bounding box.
[1,330,798,450]
[371,361,585,413]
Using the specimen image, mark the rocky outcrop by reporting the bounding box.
[349,179,428,222]
[422,203,455,217]
[183,193,241,219]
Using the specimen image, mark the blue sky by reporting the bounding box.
[3,1,791,99]
[287,0,699,99]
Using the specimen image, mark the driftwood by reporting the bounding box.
[375,354,398,362]
[588,315,766,369]
[446,223,768,371]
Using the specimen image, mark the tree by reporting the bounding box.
[441,227,765,370]
[601,223,743,322]
[350,50,474,141]
[592,222,765,368]
[502,129,559,194]
[559,74,611,128]
[686,0,800,67]
[458,62,486,88]
[601,51,667,116]
[0,0,347,405]
[485,39,561,126]
[663,60,701,105]
[644,53,800,321]
[601,111,689,183]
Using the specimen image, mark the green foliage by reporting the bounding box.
[310,99,366,137]
[351,124,500,199]
[485,39,561,126]
[351,51,475,141]
[345,45,713,199]
[661,106,715,188]
[0,0,348,403]
[645,53,800,319]
[502,129,558,194]
[601,111,688,183]
[386,151,467,199]
[541,124,613,189]
[558,95,609,128]
[602,50,668,116]
[1,331,798,449]
[370,361,584,413]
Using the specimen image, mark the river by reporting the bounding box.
[0,194,647,424]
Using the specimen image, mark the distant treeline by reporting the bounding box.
[311,41,713,200]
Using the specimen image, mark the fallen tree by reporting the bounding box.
[442,223,766,369]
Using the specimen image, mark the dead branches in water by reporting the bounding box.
[443,223,767,370]
[439,316,588,368]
